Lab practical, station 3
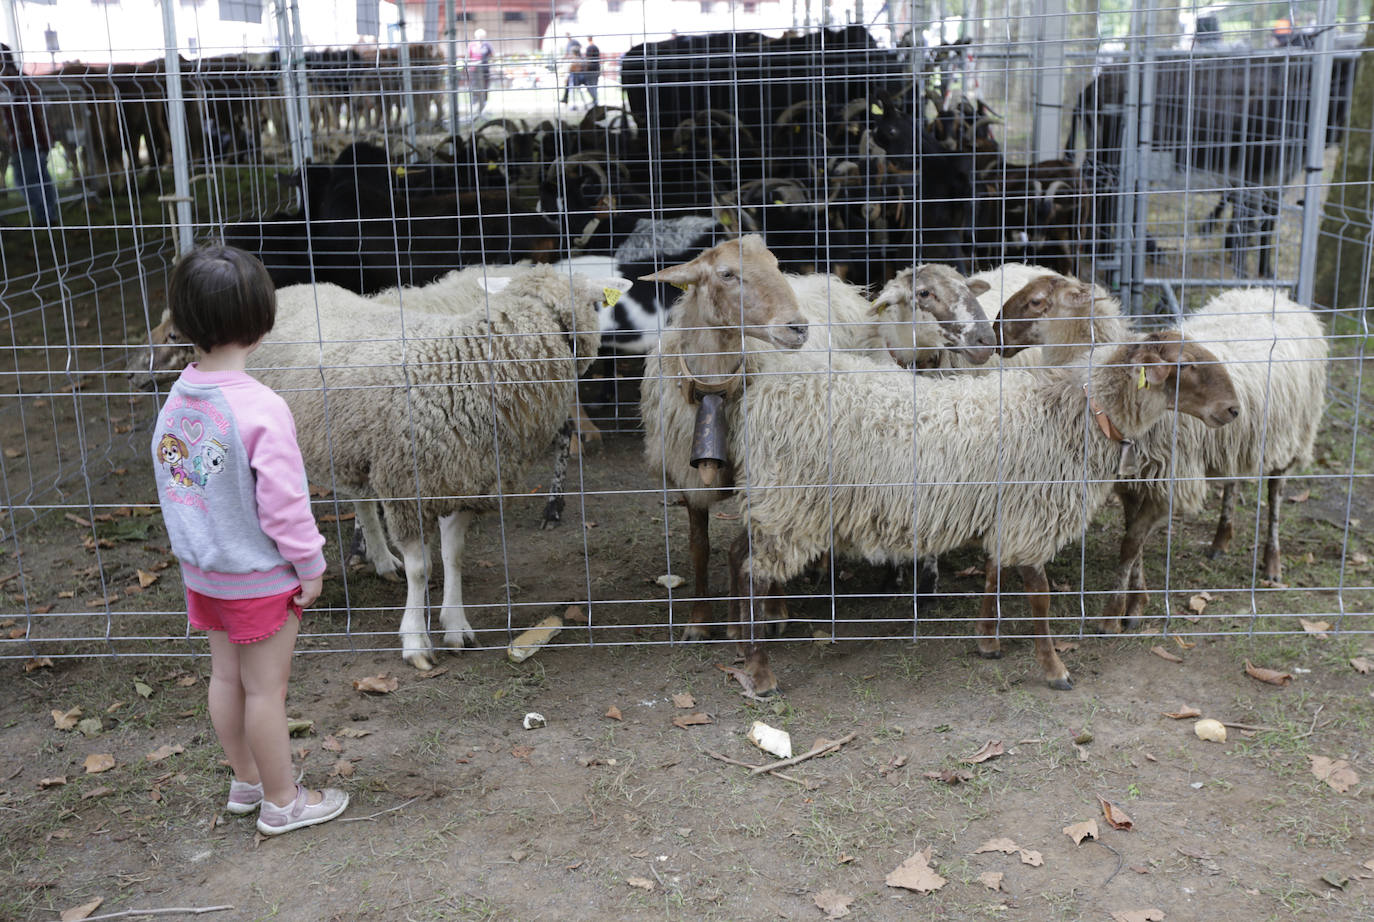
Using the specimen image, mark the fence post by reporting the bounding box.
[287,0,313,163]
[395,4,420,152]
[1114,1,1146,311]
[1296,0,1338,307]
[1031,0,1067,163]
[442,0,460,130]
[1130,0,1159,315]
[273,0,307,174]
[159,0,194,256]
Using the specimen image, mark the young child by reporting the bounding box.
[152,245,348,835]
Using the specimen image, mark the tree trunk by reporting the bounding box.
[1314,11,1374,309]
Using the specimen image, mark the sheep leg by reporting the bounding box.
[916,553,940,595]
[1020,564,1072,691]
[1100,490,1162,633]
[439,510,477,649]
[682,504,713,641]
[540,420,572,530]
[1263,471,1286,582]
[976,558,1006,659]
[398,536,436,672]
[1207,482,1237,559]
[355,500,403,581]
[574,402,603,450]
[726,531,779,695]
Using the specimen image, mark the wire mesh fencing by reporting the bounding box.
[0,1,1370,686]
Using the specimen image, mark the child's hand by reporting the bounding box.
[293,575,323,609]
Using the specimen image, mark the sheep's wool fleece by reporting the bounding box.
[1182,289,1327,478]
[724,350,1180,585]
[250,269,602,542]
[640,273,889,510]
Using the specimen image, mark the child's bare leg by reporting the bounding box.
[237,616,318,807]
[207,630,257,784]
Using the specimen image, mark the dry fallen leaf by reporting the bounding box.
[626,877,655,892]
[1110,910,1165,922]
[885,847,947,893]
[1300,618,1332,638]
[330,759,356,779]
[136,569,159,588]
[60,898,103,921]
[604,706,623,721]
[1188,593,1210,615]
[336,727,372,739]
[38,776,67,789]
[655,574,685,590]
[510,745,533,760]
[974,838,1020,856]
[1063,819,1099,845]
[51,707,83,731]
[1020,849,1044,866]
[1162,705,1202,719]
[563,605,588,625]
[1245,660,1293,686]
[352,674,399,694]
[1309,755,1359,793]
[978,871,1004,891]
[25,657,53,673]
[812,888,854,919]
[1287,489,1311,503]
[672,712,713,729]
[145,743,184,763]
[83,753,115,774]
[1150,646,1183,663]
[1053,640,1080,653]
[672,693,696,709]
[961,740,1005,764]
[321,735,343,753]
[1351,657,1373,675]
[1099,796,1134,831]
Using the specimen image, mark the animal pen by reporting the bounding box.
[0,0,1371,680]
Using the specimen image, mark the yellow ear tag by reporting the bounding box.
[773,199,786,206]
[1137,366,1149,390]
[719,212,733,227]
[870,102,883,116]
[669,281,691,291]
[603,287,622,308]
[394,166,407,177]
[487,162,497,171]
[873,301,888,316]
[793,125,801,134]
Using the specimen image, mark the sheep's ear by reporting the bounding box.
[966,279,991,297]
[1132,346,1176,389]
[640,256,705,289]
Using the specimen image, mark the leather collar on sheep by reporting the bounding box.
[675,350,743,404]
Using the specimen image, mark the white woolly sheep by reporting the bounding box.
[640,240,999,641]
[251,266,613,670]
[661,264,1240,692]
[998,276,1328,629]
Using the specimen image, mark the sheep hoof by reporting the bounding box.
[1048,676,1074,692]
[680,624,712,642]
[978,648,1003,660]
[1204,545,1225,561]
[378,568,404,584]
[406,651,435,672]
[764,619,790,638]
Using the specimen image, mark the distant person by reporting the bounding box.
[153,245,348,836]
[582,37,601,108]
[561,32,586,108]
[466,28,494,114]
[1,44,58,226]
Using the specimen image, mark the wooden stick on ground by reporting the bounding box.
[706,750,818,790]
[77,906,233,921]
[748,732,859,776]
[338,797,419,823]
[1221,721,1281,733]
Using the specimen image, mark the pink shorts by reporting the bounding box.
[187,586,302,644]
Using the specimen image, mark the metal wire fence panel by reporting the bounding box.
[0,2,1370,691]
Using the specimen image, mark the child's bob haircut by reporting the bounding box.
[168,245,277,352]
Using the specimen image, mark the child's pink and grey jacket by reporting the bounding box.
[151,364,325,599]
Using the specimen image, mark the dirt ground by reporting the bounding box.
[2,212,1373,920]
